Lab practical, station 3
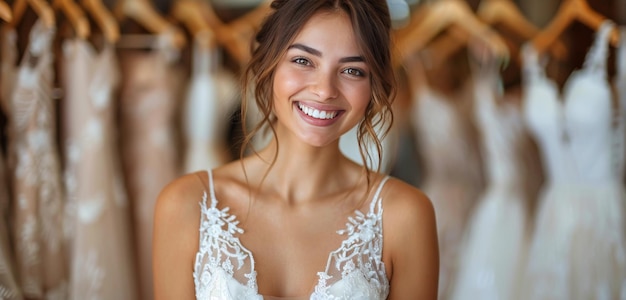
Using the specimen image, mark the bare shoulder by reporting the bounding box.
[153,171,208,299]
[379,177,439,299]
[380,177,435,226]
[155,171,208,222]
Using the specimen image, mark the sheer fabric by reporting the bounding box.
[193,170,390,299]
[451,56,529,300]
[521,21,626,300]
[118,31,183,300]
[60,38,138,300]
[1,20,67,299]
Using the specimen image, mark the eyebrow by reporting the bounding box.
[288,43,365,63]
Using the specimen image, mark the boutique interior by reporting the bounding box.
[0,0,625,299]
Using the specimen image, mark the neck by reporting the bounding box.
[247,127,367,205]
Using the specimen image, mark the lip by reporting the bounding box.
[294,101,344,126]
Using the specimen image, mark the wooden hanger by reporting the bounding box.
[81,0,120,43]
[532,0,620,55]
[0,0,12,22]
[478,0,567,58]
[179,0,270,65]
[171,0,215,49]
[9,0,55,29]
[424,0,568,68]
[393,0,509,68]
[115,0,186,49]
[52,0,90,39]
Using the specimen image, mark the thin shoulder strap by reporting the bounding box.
[582,20,614,75]
[207,169,216,201]
[369,176,390,214]
[520,42,544,83]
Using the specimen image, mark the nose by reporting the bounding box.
[311,70,338,100]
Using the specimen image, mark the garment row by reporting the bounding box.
[408,21,626,300]
[0,20,243,300]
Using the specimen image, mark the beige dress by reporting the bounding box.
[2,20,67,299]
[118,32,183,300]
[60,38,138,300]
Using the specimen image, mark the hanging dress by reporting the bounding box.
[407,57,484,300]
[60,38,138,300]
[521,21,626,300]
[451,55,529,300]
[118,31,183,300]
[3,20,67,299]
[0,24,22,300]
[182,32,238,173]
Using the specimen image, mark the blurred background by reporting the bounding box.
[0,0,625,299]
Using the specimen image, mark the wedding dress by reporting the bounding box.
[1,20,67,299]
[60,38,138,300]
[194,170,390,299]
[521,21,626,300]
[451,56,529,300]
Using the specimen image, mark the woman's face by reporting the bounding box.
[272,10,372,148]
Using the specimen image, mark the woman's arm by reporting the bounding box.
[153,174,203,300]
[384,179,439,299]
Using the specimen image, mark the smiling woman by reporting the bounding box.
[152,1,439,299]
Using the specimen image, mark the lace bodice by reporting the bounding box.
[193,170,390,299]
[522,21,619,185]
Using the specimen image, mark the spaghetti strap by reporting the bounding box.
[369,176,390,213]
[207,169,216,201]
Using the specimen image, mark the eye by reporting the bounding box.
[343,67,366,77]
[292,57,311,66]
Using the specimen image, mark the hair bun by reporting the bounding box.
[270,0,288,10]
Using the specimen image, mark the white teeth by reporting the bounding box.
[298,103,338,120]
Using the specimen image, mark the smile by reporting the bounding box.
[297,102,340,120]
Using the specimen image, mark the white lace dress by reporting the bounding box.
[451,57,529,300]
[193,170,390,299]
[521,21,626,300]
[60,38,138,300]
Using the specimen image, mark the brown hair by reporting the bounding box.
[240,0,396,175]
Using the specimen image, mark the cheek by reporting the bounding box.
[348,84,372,114]
[273,67,305,99]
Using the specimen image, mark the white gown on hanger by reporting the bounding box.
[451,56,528,300]
[408,59,484,300]
[522,21,626,300]
[183,33,238,173]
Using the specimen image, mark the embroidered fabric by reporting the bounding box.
[521,21,626,300]
[2,20,68,299]
[60,38,138,300]
[193,170,390,299]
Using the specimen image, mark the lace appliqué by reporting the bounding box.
[311,179,390,300]
[193,192,259,299]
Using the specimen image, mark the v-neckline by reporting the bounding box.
[200,170,389,298]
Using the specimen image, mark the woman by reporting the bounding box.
[152,0,439,299]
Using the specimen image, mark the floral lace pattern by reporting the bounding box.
[193,170,389,299]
